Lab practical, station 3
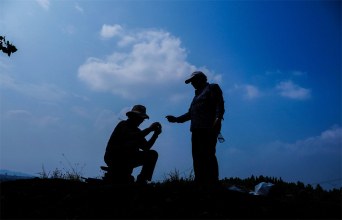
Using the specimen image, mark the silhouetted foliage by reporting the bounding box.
[314,184,324,195]
[222,175,341,202]
[297,181,305,190]
[2,177,341,219]
[0,36,17,57]
[305,183,314,193]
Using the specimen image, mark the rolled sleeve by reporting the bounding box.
[177,108,191,123]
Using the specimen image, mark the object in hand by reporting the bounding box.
[218,133,225,143]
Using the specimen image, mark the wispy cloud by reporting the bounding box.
[5,110,59,127]
[291,70,307,76]
[5,110,32,119]
[72,106,92,118]
[244,85,262,99]
[75,3,83,12]
[276,80,311,100]
[36,0,50,10]
[39,116,59,126]
[0,75,68,101]
[0,57,14,69]
[118,36,136,47]
[1,75,90,103]
[234,84,262,99]
[100,24,123,38]
[63,25,77,34]
[72,93,90,101]
[221,125,341,183]
[266,125,341,156]
[265,70,281,75]
[265,70,307,77]
[79,25,221,100]
[94,107,131,130]
[169,93,190,103]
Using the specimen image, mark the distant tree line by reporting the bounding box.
[222,175,341,202]
[0,36,17,57]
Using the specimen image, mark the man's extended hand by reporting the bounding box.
[165,115,178,123]
[212,118,221,132]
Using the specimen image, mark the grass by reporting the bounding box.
[34,159,341,204]
[36,154,86,182]
[36,152,194,184]
[163,168,194,182]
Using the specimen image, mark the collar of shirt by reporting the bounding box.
[195,82,209,95]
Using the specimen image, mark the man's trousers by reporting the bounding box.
[191,130,219,183]
[104,146,158,181]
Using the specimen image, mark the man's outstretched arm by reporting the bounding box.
[166,107,191,123]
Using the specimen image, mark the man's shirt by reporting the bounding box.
[177,82,225,131]
[106,120,147,154]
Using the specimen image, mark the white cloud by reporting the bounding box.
[0,75,88,103]
[100,24,123,38]
[244,85,262,99]
[94,107,131,130]
[276,80,311,100]
[72,106,91,118]
[5,110,32,119]
[265,70,307,77]
[169,93,190,103]
[63,25,77,34]
[265,70,281,75]
[36,0,50,10]
[213,74,222,83]
[117,107,132,120]
[75,3,83,12]
[234,84,262,99]
[4,110,59,127]
[72,93,90,101]
[0,75,68,101]
[79,25,221,100]
[219,125,341,185]
[38,116,59,126]
[292,70,307,76]
[266,125,341,155]
[0,56,14,69]
[118,36,136,47]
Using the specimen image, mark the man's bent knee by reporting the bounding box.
[148,150,158,160]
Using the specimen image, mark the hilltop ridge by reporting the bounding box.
[1,178,340,219]
[0,169,38,177]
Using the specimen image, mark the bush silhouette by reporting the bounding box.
[0,36,17,57]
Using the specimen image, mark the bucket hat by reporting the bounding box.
[126,105,149,119]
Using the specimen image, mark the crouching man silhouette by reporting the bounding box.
[103,105,162,184]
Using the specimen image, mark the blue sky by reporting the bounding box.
[1,0,341,189]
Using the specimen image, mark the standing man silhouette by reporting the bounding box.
[166,71,225,184]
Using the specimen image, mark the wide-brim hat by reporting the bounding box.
[126,105,149,119]
[185,71,206,84]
